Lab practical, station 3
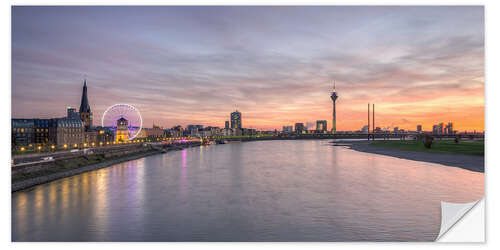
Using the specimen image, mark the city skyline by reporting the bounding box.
[12,6,484,132]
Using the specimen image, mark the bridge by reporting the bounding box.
[199,132,484,142]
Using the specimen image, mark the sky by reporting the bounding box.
[11,6,484,132]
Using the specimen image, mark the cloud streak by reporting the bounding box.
[11,6,484,132]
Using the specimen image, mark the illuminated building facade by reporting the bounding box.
[54,118,85,147]
[115,117,129,142]
[230,110,242,129]
[11,119,35,147]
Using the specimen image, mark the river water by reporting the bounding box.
[11,140,484,241]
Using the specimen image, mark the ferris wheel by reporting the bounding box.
[101,104,142,140]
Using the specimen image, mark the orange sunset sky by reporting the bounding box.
[12,7,484,132]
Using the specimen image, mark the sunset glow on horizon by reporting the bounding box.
[12,6,484,132]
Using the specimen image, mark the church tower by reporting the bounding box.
[79,79,93,130]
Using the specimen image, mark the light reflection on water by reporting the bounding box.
[12,140,484,241]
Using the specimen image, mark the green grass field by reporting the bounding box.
[371,140,484,156]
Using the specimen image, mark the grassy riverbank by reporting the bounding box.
[371,140,484,156]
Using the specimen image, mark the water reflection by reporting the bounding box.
[12,140,483,241]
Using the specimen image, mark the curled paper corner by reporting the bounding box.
[436,198,484,242]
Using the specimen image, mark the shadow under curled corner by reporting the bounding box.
[436,198,484,242]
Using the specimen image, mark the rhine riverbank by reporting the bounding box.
[332,140,484,173]
[11,143,200,192]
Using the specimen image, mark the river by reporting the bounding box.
[11,140,484,241]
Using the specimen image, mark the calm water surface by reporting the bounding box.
[12,140,484,241]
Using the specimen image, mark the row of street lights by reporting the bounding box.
[16,136,197,153]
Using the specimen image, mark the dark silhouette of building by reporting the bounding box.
[79,80,93,130]
[231,110,242,129]
[432,125,439,134]
[316,120,327,133]
[225,121,230,129]
[417,125,422,133]
[445,122,454,135]
[66,107,79,119]
[282,126,293,133]
[437,123,444,134]
[295,123,305,134]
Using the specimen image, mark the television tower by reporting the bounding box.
[330,81,338,133]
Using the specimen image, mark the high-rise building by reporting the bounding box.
[225,121,230,129]
[231,110,242,129]
[79,80,93,130]
[316,120,327,133]
[446,122,454,135]
[330,82,338,134]
[432,125,439,134]
[438,122,444,135]
[417,125,422,133]
[295,123,305,134]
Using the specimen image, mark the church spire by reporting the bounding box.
[79,79,91,113]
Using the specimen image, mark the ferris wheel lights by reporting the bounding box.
[102,104,142,141]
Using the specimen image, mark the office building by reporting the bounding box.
[316,120,327,133]
[295,123,305,134]
[66,107,79,119]
[231,110,242,129]
[11,119,35,147]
